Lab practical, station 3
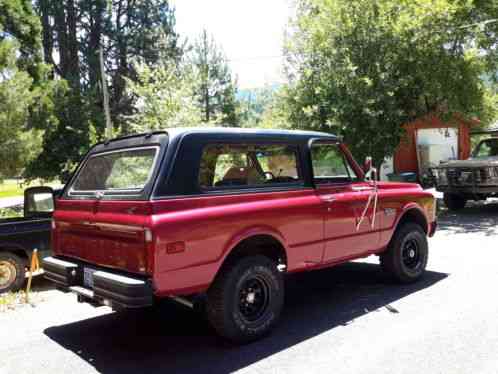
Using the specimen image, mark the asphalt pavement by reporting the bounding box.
[1,201,498,374]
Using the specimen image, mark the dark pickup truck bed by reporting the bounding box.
[0,187,57,293]
[0,216,52,258]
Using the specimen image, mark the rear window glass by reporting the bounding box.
[70,147,157,195]
[199,144,302,189]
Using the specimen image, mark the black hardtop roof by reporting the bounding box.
[166,127,337,141]
[92,127,338,152]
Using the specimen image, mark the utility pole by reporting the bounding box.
[99,47,112,140]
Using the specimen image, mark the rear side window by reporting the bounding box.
[199,144,302,189]
[311,143,358,184]
[70,147,158,196]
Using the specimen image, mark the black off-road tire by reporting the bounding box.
[443,193,467,211]
[380,223,428,284]
[206,255,284,343]
[0,252,25,294]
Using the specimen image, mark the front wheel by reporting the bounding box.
[206,255,284,343]
[443,193,467,210]
[380,223,428,283]
[0,252,25,294]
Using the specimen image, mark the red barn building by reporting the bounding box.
[391,114,478,182]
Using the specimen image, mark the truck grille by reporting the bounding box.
[446,168,486,186]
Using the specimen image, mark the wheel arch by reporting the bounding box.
[213,227,289,281]
[395,205,429,235]
[0,243,29,264]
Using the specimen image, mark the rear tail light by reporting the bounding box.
[144,228,155,274]
[51,219,56,230]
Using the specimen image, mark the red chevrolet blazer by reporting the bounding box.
[43,128,437,342]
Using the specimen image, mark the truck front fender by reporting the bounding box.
[395,203,430,234]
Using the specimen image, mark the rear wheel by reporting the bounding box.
[206,255,284,343]
[380,223,428,283]
[0,252,25,294]
[443,193,467,210]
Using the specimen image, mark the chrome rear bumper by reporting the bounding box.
[43,256,153,310]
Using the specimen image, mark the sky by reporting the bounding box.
[171,0,294,89]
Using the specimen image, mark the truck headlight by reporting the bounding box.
[438,170,447,185]
[485,167,497,179]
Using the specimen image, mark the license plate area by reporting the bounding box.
[83,267,98,288]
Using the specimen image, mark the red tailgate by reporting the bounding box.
[53,199,152,274]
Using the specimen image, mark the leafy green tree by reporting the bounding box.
[0,0,54,180]
[126,61,201,131]
[28,0,181,180]
[0,0,44,82]
[281,0,498,166]
[190,29,239,125]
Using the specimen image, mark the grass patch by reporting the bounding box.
[0,290,28,312]
[0,179,62,199]
[0,276,54,312]
[0,179,24,198]
[0,289,45,312]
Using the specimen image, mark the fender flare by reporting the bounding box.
[381,203,429,248]
[0,242,29,257]
[214,225,289,272]
[392,203,429,236]
[0,243,30,266]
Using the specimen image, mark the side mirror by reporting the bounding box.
[363,156,372,174]
[24,186,55,218]
[363,156,377,181]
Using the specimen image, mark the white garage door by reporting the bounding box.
[417,128,459,171]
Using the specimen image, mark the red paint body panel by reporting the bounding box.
[53,180,436,297]
[150,189,324,295]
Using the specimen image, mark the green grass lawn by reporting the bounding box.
[0,179,62,199]
[0,179,25,198]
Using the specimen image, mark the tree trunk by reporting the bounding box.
[88,0,105,89]
[39,0,53,69]
[66,0,80,90]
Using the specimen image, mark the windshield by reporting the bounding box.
[473,139,498,158]
[69,147,158,197]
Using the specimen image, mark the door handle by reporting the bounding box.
[352,186,374,191]
[323,196,336,212]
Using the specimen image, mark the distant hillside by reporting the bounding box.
[237,84,282,126]
[236,84,281,101]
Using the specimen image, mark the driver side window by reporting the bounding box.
[311,143,358,184]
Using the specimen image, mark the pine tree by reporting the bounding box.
[0,0,44,82]
[0,0,52,179]
[190,29,239,125]
[27,0,182,180]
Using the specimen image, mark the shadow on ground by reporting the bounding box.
[437,200,498,236]
[44,262,447,374]
[31,276,56,292]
